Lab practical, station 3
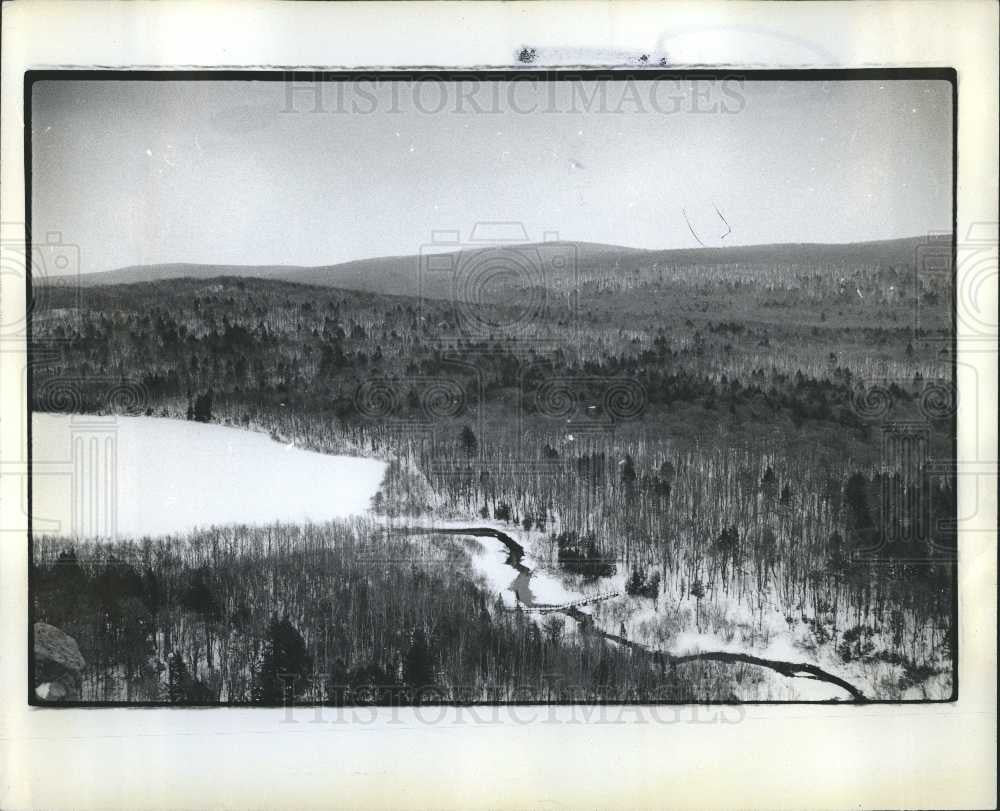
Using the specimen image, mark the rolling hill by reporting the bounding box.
[39,235,949,301]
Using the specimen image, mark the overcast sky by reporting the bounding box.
[31,77,952,275]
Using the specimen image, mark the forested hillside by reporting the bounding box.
[30,240,957,703]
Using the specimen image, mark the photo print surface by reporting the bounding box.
[27,71,957,706]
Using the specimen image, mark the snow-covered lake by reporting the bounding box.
[31,414,387,539]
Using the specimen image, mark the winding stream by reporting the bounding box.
[394,524,867,702]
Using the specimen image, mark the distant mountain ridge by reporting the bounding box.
[39,235,949,299]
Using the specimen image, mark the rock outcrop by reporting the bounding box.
[34,622,86,702]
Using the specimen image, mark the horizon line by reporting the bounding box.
[43,231,953,279]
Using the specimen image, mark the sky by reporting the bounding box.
[30,77,953,275]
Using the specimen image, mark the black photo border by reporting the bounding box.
[24,67,959,708]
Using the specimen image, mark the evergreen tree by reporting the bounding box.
[780,483,793,506]
[403,627,435,699]
[193,389,213,422]
[252,615,313,705]
[459,424,478,458]
[761,467,778,500]
[690,579,706,631]
[620,455,637,498]
[845,472,873,531]
[167,652,212,704]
